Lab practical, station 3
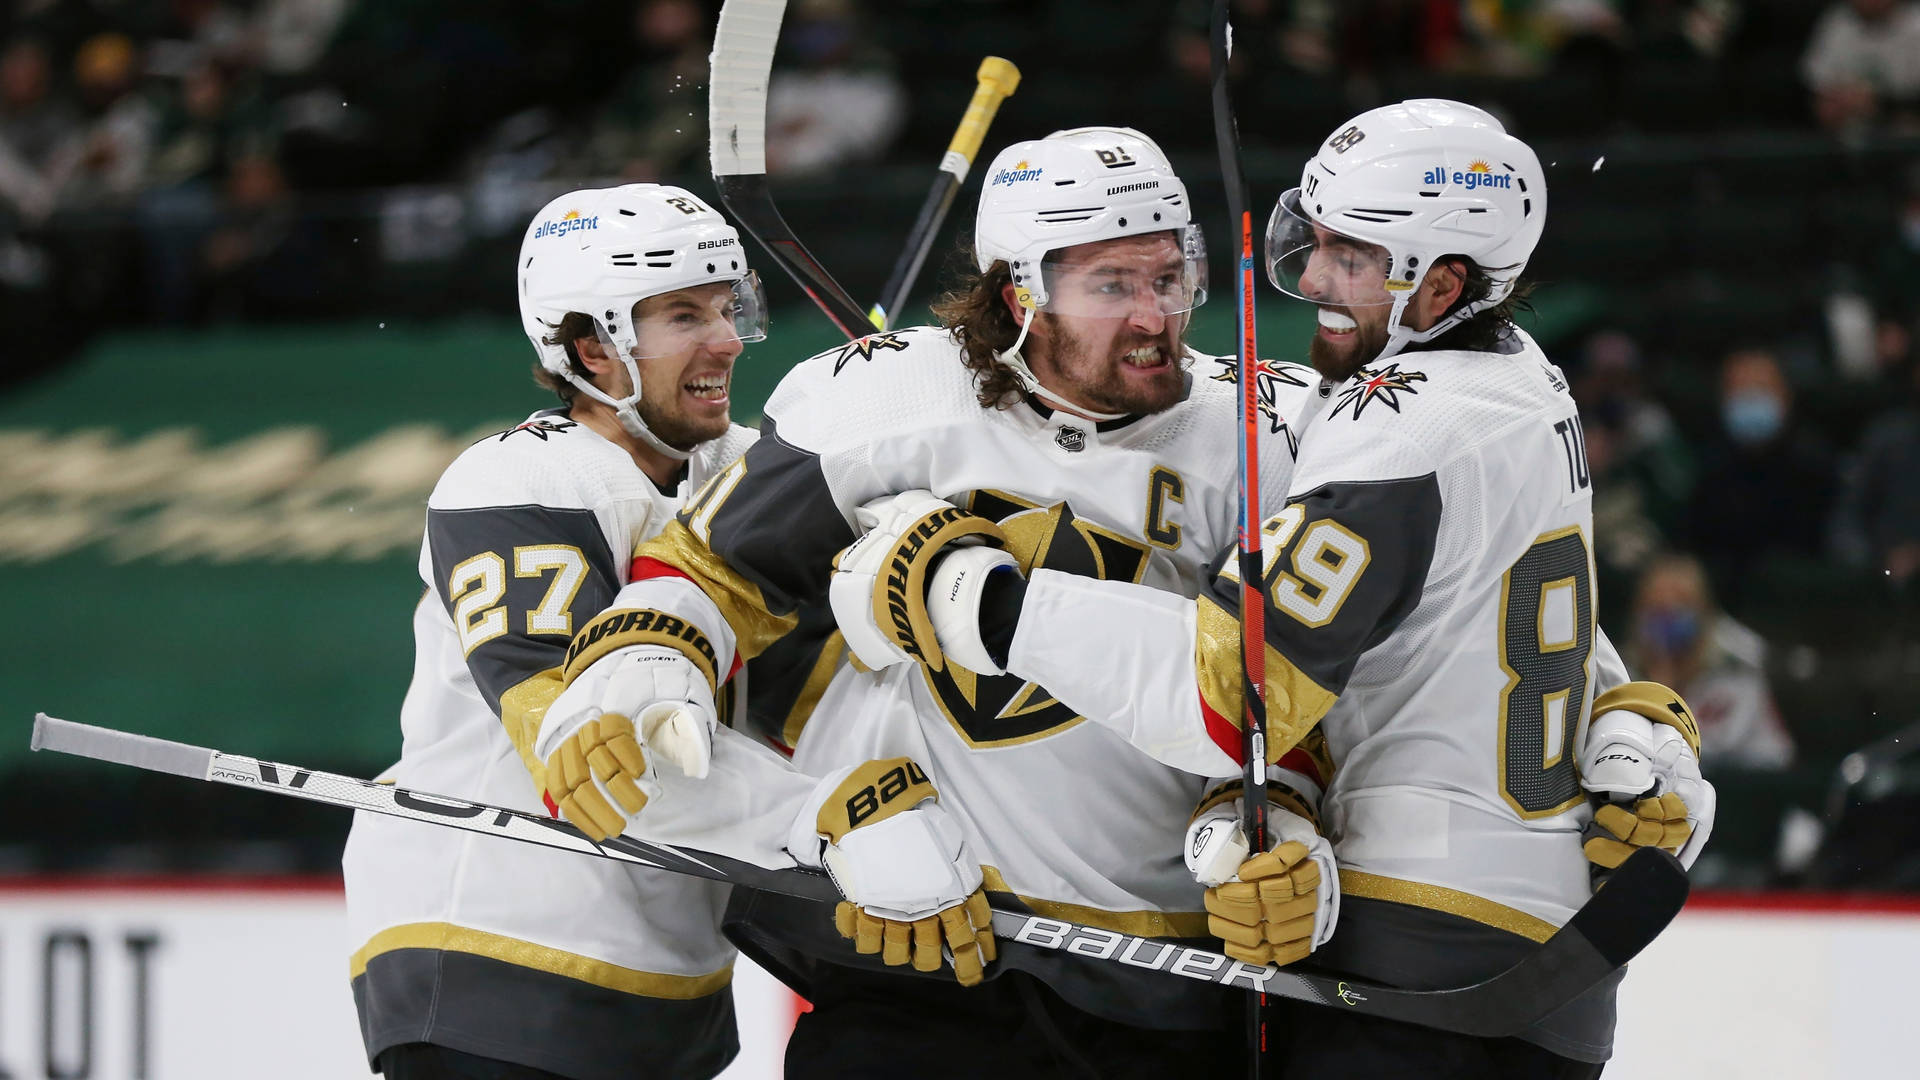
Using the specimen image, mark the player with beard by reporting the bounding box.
[907,101,1717,1077]
[522,127,1331,1078]
[343,184,779,1080]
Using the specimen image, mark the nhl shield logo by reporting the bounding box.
[1055,427,1086,452]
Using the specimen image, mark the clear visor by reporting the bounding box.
[1033,224,1208,318]
[1264,189,1396,309]
[621,272,769,360]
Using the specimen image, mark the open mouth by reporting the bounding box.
[1120,345,1171,371]
[1316,307,1357,339]
[684,372,729,403]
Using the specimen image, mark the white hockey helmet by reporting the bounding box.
[974,125,1206,315]
[971,127,1205,419]
[1265,99,1546,359]
[518,183,767,459]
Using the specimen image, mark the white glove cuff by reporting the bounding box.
[927,546,1019,676]
[1578,708,1658,798]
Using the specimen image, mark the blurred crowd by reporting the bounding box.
[2,0,1919,878]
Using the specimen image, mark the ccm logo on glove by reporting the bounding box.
[885,507,976,661]
[846,759,933,828]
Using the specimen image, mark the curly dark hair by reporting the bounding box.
[1429,257,1536,352]
[928,245,1031,410]
[531,311,598,404]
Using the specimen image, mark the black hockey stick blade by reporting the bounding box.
[715,174,871,339]
[1279,846,1690,1037]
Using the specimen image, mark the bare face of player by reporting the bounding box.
[619,282,745,449]
[1016,233,1193,417]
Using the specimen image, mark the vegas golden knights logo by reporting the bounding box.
[926,491,1152,746]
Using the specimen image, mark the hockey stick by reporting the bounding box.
[708,0,871,338]
[1209,3,1270,1071]
[867,57,1022,331]
[31,713,1687,1035]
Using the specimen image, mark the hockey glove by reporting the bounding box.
[535,642,718,842]
[1187,790,1339,968]
[829,490,1017,674]
[789,757,997,986]
[1576,682,1715,871]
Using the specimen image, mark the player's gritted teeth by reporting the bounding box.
[684,371,730,405]
[1121,345,1169,369]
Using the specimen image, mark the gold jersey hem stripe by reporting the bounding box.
[1338,871,1558,943]
[981,867,1209,939]
[349,922,734,999]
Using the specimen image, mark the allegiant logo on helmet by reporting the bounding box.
[1423,160,1512,191]
[532,210,601,239]
[990,160,1045,187]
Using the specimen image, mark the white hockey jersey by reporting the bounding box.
[1008,327,1631,1060]
[584,325,1324,1029]
[342,409,758,1080]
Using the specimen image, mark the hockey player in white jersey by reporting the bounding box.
[341,183,773,1080]
[910,101,1717,1077]
[526,127,1329,1078]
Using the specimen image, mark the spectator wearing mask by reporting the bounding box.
[1802,0,1920,135]
[1626,554,1795,770]
[1685,348,1837,602]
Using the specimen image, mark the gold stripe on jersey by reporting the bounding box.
[562,607,721,692]
[782,629,848,748]
[1339,871,1558,943]
[1591,680,1701,756]
[1194,595,1337,763]
[981,867,1209,939]
[349,923,734,999]
[637,520,799,661]
[498,667,564,792]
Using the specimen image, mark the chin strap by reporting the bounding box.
[564,368,696,462]
[1376,267,1516,362]
[995,302,1130,423]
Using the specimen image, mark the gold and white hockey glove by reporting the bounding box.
[828,490,1017,674]
[1186,785,1339,968]
[534,634,719,842]
[1576,682,1715,871]
[790,757,997,986]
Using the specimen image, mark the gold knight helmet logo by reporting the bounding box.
[925,492,1152,746]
